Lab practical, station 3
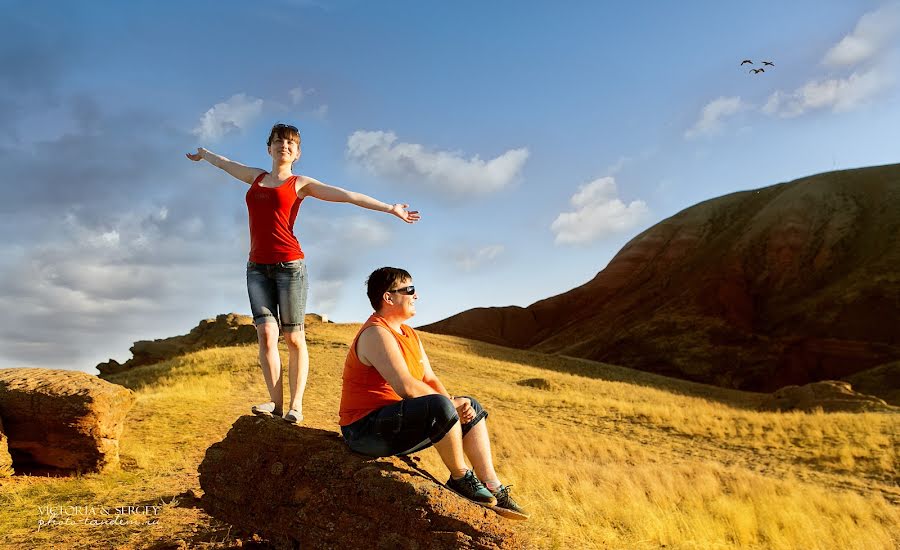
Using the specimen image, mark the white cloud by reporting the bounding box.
[684,96,747,139]
[823,2,900,67]
[310,279,343,316]
[763,4,899,119]
[456,245,504,271]
[346,130,529,197]
[310,104,329,119]
[551,177,649,245]
[289,86,307,105]
[192,93,264,141]
[762,67,891,117]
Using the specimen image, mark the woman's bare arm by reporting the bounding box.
[297,176,421,223]
[185,147,265,185]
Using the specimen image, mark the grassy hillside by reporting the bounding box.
[0,320,897,549]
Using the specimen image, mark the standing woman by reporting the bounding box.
[186,123,420,424]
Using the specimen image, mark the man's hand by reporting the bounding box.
[453,396,475,423]
[388,203,421,224]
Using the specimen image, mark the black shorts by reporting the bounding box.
[340,394,487,457]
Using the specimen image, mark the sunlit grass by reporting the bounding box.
[0,321,897,549]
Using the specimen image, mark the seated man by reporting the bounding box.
[338,267,529,520]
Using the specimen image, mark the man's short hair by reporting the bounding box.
[366,267,412,310]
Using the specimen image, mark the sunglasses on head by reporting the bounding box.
[274,123,299,132]
[387,285,415,295]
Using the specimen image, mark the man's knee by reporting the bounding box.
[429,394,457,424]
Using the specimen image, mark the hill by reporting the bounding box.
[421,164,900,397]
[0,321,897,549]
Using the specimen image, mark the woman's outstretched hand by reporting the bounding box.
[389,203,421,223]
[185,147,207,162]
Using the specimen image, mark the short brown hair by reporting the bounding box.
[366,267,412,310]
[266,123,301,146]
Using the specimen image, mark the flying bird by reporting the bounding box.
[762,61,774,66]
[750,68,765,74]
[741,59,753,65]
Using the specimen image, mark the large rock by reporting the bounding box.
[0,415,12,477]
[422,164,900,395]
[97,312,331,377]
[198,416,524,550]
[0,368,135,474]
[768,380,894,412]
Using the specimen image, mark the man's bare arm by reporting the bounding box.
[357,327,436,398]
[185,147,265,185]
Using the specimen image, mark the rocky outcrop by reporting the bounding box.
[0,415,12,477]
[0,368,135,475]
[97,313,333,377]
[422,164,900,395]
[767,381,894,412]
[198,416,524,550]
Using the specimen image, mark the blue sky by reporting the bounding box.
[1,1,898,372]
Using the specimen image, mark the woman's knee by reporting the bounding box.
[256,322,280,347]
[283,328,306,349]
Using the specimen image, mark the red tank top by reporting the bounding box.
[339,314,425,426]
[245,172,304,263]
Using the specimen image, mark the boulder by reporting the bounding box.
[0,415,12,477]
[768,380,895,412]
[0,368,135,474]
[198,416,524,550]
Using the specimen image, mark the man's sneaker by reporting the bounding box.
[251,402,281,418]
[283,409,303,424]
[445,470,497,506]
[490,485,530,520]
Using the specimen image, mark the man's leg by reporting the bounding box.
[462,419,500,485]
[432,421,468,479]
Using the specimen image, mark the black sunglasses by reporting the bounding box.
[387,285,415,295]
[273,123,299,132]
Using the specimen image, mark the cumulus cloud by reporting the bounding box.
[0,206,247,370]
[823,2,900,67]
[456,245,504,271]
[346,130,528,197]
[192,93,264,141]
[762,68,891,117]
[764,4,899,118]
[551,177,649,245]
[684,97,747,139]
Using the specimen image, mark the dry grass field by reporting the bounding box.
[0,319,897,549]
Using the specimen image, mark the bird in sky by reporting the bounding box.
[750,68,765,74]
[741,59,753,65]
[762,61,775,66]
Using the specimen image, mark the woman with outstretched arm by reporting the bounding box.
[186,123,420,424]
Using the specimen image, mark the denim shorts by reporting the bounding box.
[246,259,308,332]
[341,394,488,457]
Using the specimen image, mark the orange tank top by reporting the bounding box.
[339,314,425,426]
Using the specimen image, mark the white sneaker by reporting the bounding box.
[283,409,303,424]
[251,402,281,418]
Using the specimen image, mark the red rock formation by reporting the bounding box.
[198,416,525,549]
[0,415,12,477]
[97,313,331,377]
[421,164,900,394]
[0,368,135,474]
